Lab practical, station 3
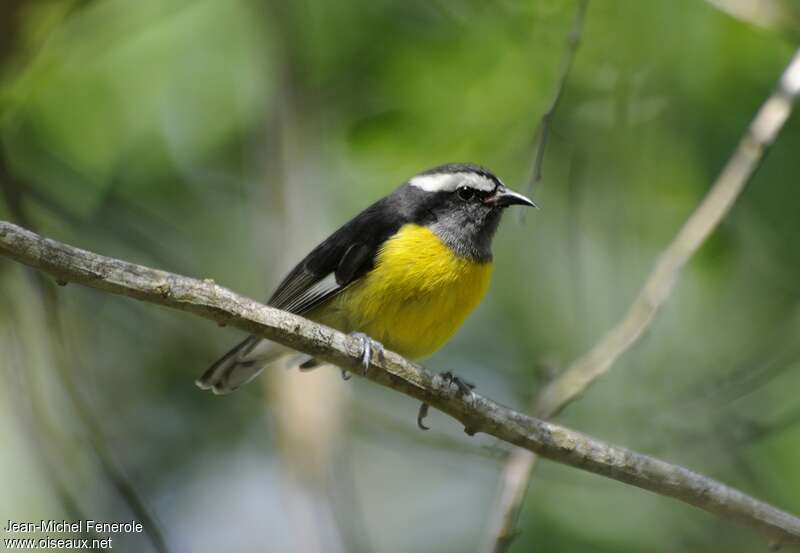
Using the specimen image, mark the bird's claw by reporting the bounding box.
[439,370,475,397]
[350,332,384,375]
[416,372,476,431]
[417,402,430,431]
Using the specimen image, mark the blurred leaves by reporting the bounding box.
[2,0,273,216]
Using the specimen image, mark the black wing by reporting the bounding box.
[268,196,406,315]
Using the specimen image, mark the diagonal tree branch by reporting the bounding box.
[1,221,800,548]
[486,47,800,552]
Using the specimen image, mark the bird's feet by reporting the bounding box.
[348,332,385,376]
[417,371,476,431]
[297,356,353,381]
[438,371,476,396]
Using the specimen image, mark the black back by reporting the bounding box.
[267,193,411,314]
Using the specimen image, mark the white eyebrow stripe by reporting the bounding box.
[409,172,496,193]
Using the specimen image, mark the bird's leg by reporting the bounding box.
[416,372,476,431]
[298,358,321,371]
[298,356,351,379]
[349,332,384,375]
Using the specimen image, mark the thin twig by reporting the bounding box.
[540,47,800,414]
[1,222,800,548]
[485,47,800,553]
[523,0,588,200]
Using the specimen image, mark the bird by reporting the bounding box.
[196,163,535,395]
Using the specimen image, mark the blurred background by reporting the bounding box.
[1,0,799,552]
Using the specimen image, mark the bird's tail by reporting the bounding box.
[196,335,293,394]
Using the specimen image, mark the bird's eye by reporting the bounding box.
[457,186,474,201]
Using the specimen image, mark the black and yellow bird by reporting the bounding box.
[196,163,534,394]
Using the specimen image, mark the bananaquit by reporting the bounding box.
[197,163,535,394]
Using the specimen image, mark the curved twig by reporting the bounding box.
[486,46,800,552]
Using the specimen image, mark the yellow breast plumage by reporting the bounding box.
[325,224,492,359]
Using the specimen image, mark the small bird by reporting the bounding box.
[196,163,535,395]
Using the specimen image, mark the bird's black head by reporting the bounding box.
[395,163,535,262]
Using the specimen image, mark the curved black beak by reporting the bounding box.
[487,186,537,208]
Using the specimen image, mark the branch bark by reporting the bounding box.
[486,47,800,552]
[1,221,800,548]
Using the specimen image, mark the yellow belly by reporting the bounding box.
[315,224,492,359]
